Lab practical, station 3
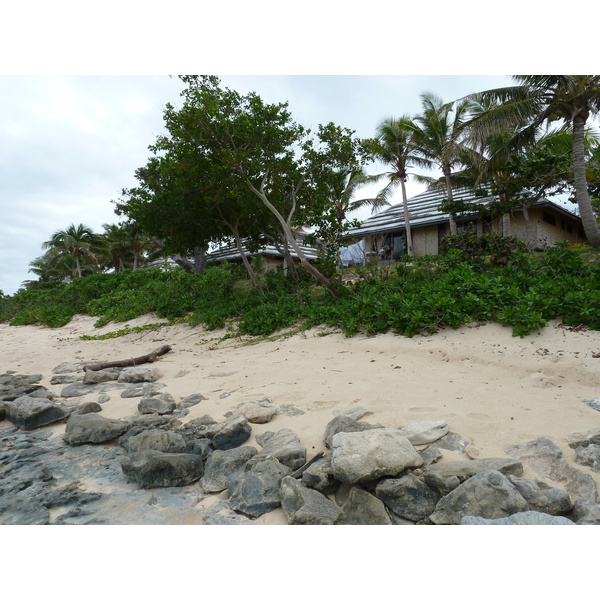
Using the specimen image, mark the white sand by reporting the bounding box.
[2,315,600,525]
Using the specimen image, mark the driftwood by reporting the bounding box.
[292,452,325,479]
[83,345,172,372]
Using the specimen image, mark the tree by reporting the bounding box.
[41,224,104,278]
[466,75,600,247]
[406,92,474,235]
[366,116,433,257]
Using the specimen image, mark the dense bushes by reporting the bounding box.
[1,244,599,338]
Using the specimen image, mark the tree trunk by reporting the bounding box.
[193,246,207,274]
[521,204,534,250]
[400,178,414,257]
[502,212,511,237]
[228,223,265,296]
[573,115,600,248]
[75,256,82,278]
[443,168,458,235]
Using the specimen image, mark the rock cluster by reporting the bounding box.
[1,366,600,525]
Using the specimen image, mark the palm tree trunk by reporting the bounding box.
[573,115,600,248]
[521,204,534,250]
[75,256,82,278]
[400,178,414,257]
[443,168,458,235]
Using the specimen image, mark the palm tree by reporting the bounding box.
[368,116,433,257]
[42,224,104,278]
[406,92,474,235]
[327,166,377,224]
[466,76,600,247]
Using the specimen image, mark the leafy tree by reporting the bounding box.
[467,75,600,247]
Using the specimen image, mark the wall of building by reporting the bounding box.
[412,225,440,257]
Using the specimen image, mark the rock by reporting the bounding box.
[331,429,423,484]
[574,444,600,473]
[138,393,177,415]
[61,382,97,398]
[200,500,254,525]
[333,406,374,420]
[277,404,305,417]
[6,396,70,430]
[335,484,392,525]
[230,399,277,424]
[83,368,122,385]
[50,374,80,385]
[301,453,341,495]
[399,420,449,445]
[118,366,161,383]
[122,429,187,454]
[429,470,530,525]
[205,414,252,450]
[120,450,204,488]
[247,428,306,470]
[184,438,214,461]
[229,458,292,518]
[0,401,6,421]
[52,362,83,374]
[588,397,600,411]
[375,473,440,522]
[571,499,600,524]
[507,475,573,515]
[73,402,102,415]
[423,457,524,495]
[63,413,128,445]
[461,511,576,525]
[323,415,383,449]
[427,431,470,455]
[506,437,597,502]
[178,393,205,409]
[280,476,343,525]
[567,428,600,449]
[419,446,443,467]
[0,499,49,525]
[201,446,258,493]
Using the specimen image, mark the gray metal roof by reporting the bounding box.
[345,186,581,238]
[207,241,320,263]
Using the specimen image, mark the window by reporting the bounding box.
[457,219,477,234]
[543,212,556,226]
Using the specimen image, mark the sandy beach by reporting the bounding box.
[2,314,600,526]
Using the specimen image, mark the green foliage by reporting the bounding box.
[439,232,527,268]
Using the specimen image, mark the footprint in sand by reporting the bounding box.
[466,413,490,420]
[408,407,438,413]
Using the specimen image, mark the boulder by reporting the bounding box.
[323,415,382,449]
[423,457,524,495]
[122,429,187,454]
[49,374,80,385]
[462,511,576,525]
[301,453,341,495]
[247,428,306,470]
[184,438,214,462]
[82,368,122,385]
[63,413,128,445]
[506,437,597,502]
[120,450,204,488]
[571,499,600,524]
[121,383,165,398]
[229,458,292,518]
[138,393,177,415]
[118,366,161,383]
[375,473,440,522]
[178,393,206,409]
[60,382,97,398]
[507,475,573,515]
[6,396,70,430]
[567,428,600,449]
[0,401,6,421]
[419,446,443,467]
[280,476,343,525]
[427,431,470,455]
[52,362,83,374]
[335,484,392,525]
[399,420,449,445]
[205,414,252,451]
[0,373,45,402]
[72,402,102,415]
[574,444,600,473]
[429,470,530,525]
[331,429,423,484]
[230,399,277,424]
[201,446,258,493]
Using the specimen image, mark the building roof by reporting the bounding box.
[346,186,581,238]
[206,240,320,263]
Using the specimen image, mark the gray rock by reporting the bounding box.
[118,366,161,383]
[574,444,600,473]
[52,362,83,374]
[0,499,49,525]
[6,396,70,430]
[375,473,440,522]
[230,399,277,424]
[184,437,214,461]
[0,401,6,421]
[506,437,597,502]
[428,431,470,455]
[419,446,443,467]
[461,511,576,525]
[138,393,176,415]
[63,413,128,445]
[399,420,449,445]
[123,429,187,454]
[277,404,305,417]
[247,428,306,470]
[61,382,96,398]
[335,483,392,525]
[333,406,373,420]
[301,453,341,495]
[429,470,531,525]
[280,476,343,525]
[201,446,258,493]
[200,500,254,525]
[205,414,252,450]
[331,428,423,484]
[571,499,600,524]
[567,428,600,449]
[72,401,103,415]
[229,458,292,518]
[83,368,123,385]
[323,415,383,449]
[423,457,524,495]
[507,475,573,515]
[120,450,204,488]
[50,374,81,385]
[178,393,206,409]
[588,397,600,411]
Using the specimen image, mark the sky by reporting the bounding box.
[2,3,599,296]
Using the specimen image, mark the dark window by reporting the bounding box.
[457,219,477,233]
[566,223,573,233]
[482,218,492,234]
[543,212,556,226]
